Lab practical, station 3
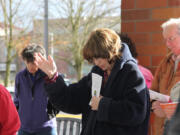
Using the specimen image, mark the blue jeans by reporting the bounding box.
[18,128,57,135]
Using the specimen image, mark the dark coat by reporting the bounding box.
[45,43,150,135]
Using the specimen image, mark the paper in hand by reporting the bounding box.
[91,73,102,97]
[149,89,170,103]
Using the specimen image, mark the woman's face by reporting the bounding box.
[93,58,111,71]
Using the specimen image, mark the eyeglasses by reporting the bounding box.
[164,34,179,43]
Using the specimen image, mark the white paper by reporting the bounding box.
[91,73,102,97]
[149,89,170,103]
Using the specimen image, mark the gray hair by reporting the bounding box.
[21,43,46,63]
[161,18,180,35]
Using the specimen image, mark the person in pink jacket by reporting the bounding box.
[0,84,20,135]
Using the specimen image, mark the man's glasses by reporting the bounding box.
[164,34,179,43]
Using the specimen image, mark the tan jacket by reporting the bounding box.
[151,52,180,135]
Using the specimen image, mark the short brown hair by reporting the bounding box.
[83,28,121,64]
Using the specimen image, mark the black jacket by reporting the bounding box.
[45,43,150,135]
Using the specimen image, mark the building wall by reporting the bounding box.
[121,0,180,74]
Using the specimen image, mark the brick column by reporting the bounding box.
[121,0,180,74]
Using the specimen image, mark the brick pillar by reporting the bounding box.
[121,0,180,74]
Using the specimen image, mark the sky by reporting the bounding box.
[0,0,121,31]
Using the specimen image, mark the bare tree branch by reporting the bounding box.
[0,0,43,86]
[43,0,121,80]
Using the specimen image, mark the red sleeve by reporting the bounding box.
[44,72,58,83]
[0,85,20,135]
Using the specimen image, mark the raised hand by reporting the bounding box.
[34,53,57,79]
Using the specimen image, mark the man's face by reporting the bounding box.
[163,25,180,56]
[25,61,38,74]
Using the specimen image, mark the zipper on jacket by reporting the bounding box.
[31,85,35,100]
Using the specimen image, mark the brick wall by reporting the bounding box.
[121,0,180,74]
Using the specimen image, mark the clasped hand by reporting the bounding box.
[151,101,166,118]
[90,96,103,111]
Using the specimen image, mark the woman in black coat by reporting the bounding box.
[34,28,150,135]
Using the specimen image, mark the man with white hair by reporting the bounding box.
[150,18,180,135]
